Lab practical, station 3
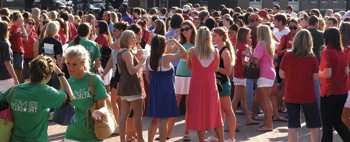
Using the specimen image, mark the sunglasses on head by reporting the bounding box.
[289,25,298,30]
[180,27,192,32]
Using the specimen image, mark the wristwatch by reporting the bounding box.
[57,72,65,77]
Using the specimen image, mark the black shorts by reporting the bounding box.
[285,102,321,128]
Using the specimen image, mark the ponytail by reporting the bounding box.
[74,36,81,45]
[225,39,235,66]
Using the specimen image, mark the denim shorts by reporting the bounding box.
[13,52,24,69]
[285,102,321,128]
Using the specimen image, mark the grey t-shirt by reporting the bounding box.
[0,40,12,80]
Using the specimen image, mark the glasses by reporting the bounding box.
[289,25,298,30]
[180,27,192,32]
[95,26,99,28]
[27,22,34,25]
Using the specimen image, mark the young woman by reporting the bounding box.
[231,27,257,125]
[319,28,350,142]
[117,30,146,142]
[147,19,166,45]
[252,25,276,132]
[0,21,18,92]
[279,29,321,142]
[69,23,100,68]
[209,27,236,142]
[64,46,109,141]
[55,18,68,45]
[186,27,224,142]
[95,20,113,92]
[145,35,187,142]
[0,55,73,141]
[21,18,38,83]
[102,21,129,133]
[167,20,197,141]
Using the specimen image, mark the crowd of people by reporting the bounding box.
[1,2,350,142]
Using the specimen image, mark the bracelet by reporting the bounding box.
[57,72,65,77]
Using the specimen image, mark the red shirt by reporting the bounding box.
[183,14,191,21]
[10,25,24,53]
[234,42,247,78]
[96,34,109,47]
[22,31,38,59]
[320,46,347,96]
[58,29,67,44]
[276,34,292,56]
[68,22,77,43]
[280,52,319,103]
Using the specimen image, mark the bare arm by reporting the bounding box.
[92,98,108,120]
[215,49,220,72]
[319,68,332,79]
[122,51,146,75]
[33,40,40,58]
[164,39,187,62]
[145,58,150,84]
[186,48,193,70]
[56,54,63,69]
[53,64,74,101]
[4,61,18,85]
[342,107,350,130]
[279,69,285,79]
[19,24,28,37]
[102,57,113,78]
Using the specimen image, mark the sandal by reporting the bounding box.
[273,116,288,122]
[126,138,136,142]
[246,121,259,125]
[155,136,170,140]
[257,127,273,132]
[183,135,191,141]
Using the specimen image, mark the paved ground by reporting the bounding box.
[48,112,343,142]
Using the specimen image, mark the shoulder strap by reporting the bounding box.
[219,46,227,56]
[86,74,96,132]
[5,86,16,124]
[160,56,164,71]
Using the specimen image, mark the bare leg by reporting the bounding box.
[148,118,159,142]
[159,118,169,142]
[221,96,236,140]
[130,99,145,142]
[111,87,119,126]
[197,130,206,142]
[214,126,224,142]
[310,128,321,142]
[271,83,280,118]
[119,100,131,142]
[288,128,298,142]
[257,87,273,130]
[167,95,182,137]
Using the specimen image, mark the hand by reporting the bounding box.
[173,29,180,39]
[91,110,104,121]
[52,62,62,74]
[13,79,19,85]
[139,53,146,64]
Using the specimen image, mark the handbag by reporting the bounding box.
[243,61,260,79]
[88,74,117,140]
[0,86,16,142]
[53,96,75,125]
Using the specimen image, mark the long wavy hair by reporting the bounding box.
[212,27,235,66]
[150,35,166,71]
[179,20,197,45]
[257,25,274,57]
[195,27,215,59]
[291,29,314,57]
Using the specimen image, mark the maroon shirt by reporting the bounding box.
[10,25,25,53]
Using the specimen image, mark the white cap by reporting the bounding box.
[342,12,350,20]
[183,5,191,12]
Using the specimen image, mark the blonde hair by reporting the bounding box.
[213,27,235,66]
[195,27,215,59]
[45,21,59,38]
[257,25,274,57]
[291,29,314,57]
[110,12,118,24]
[119,30,135,49]
[64,45,91,71]
[32,8,41,20]
[48,11,57,20]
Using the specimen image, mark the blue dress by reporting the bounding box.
[146,57,179,118]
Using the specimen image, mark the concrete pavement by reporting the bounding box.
[48,113,342,142]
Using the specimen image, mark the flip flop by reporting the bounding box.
[257,127,273,132]
[126,138,136,142]
[273,116,288,122]
[155,137,170,140]
[183,135,191,141]
[247,121,259,125]
[251,116,264,121]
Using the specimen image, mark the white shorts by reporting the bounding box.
[0,78,14,92]
[120,95,143,102]
[175,76,191,95]
[233,77,246,86]
[345,91,350,108]
[257,77,274,88]
[103,70,113,85]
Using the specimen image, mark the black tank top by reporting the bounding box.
[216,46,229,83]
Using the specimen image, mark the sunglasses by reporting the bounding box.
[180,27,192,32]
[27,22,34,25]
[289,25,298,30]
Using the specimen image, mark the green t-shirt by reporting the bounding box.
[176,44,194,76]
[65,73,108,141]
[0,83,66,142]
[68,38,101,71]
